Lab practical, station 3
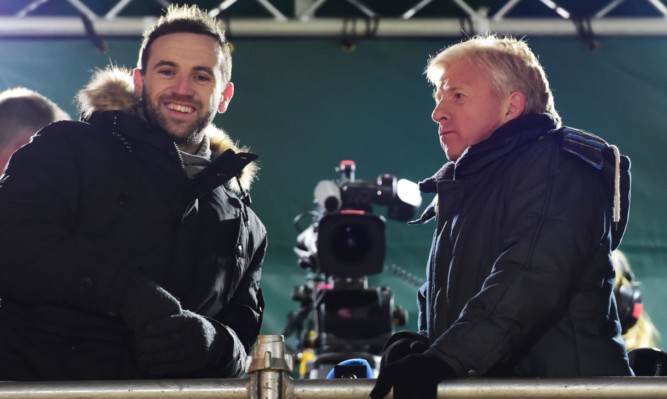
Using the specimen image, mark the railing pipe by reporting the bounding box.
[1,335,666,399]
[292,378,667,398]
[3,377,667,399]
[0,378,248,399]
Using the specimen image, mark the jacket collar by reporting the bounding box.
[419,114,557,193]
[455,113,557,176]
[418,113,557,193]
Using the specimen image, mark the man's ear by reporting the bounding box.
[504,91,525,122]
[218,82,234,113]
[132,69,144,99]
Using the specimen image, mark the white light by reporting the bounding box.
[396,179,422,208]
[556,8,571,19]
[540,0,571,19]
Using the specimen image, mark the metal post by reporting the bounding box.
[64,0,99,20]
[16,0,51,17]
[105,0,135,19]
[646,0,667,16]
[246,335,294,399]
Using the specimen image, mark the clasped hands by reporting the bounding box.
[119,275,226,376]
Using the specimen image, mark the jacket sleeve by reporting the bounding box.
[426,141,613,377]
[210,213,267,377]
[0,123,135,316]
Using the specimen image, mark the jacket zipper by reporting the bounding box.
[111,115,133,153]
[173,143,186,172]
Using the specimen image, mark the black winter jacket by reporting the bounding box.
[415,113,633,378]
[0,69,266,380]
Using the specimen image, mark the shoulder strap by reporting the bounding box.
[555,127,631,250]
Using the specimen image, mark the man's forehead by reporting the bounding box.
[437,61,486,90]
[436,75,467,92]
[148,33,223,67]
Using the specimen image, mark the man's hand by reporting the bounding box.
[117,275,227,376]
[370,353,455,399]
[379,331,429,372]
[135,310,227,376]
[118,275,182,330]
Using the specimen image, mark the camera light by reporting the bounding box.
[396,178,422,207]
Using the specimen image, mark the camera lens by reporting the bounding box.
[331,223,371,262]
[317,213,385,277]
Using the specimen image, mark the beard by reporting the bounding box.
[141,89,216,147]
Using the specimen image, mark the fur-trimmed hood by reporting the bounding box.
[75,66,257,193]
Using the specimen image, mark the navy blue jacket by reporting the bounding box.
[415,113,633,378]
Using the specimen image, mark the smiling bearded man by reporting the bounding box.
[0,4,266,381]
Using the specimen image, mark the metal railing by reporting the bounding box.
[2,0,667,38]
[1,335,666,399]
[3,377,667,399]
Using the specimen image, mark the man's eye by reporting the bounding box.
[195,75,212,82]
[454,93,464,100]
[158,69,174,76]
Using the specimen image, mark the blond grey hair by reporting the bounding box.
[426,35,561,126]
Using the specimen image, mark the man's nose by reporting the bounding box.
[432,99,447,123]
[171,74,194,96]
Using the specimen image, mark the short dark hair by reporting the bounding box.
[137,4,232,84]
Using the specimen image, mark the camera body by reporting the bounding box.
[287,160,421,378]
[299,160,422,278]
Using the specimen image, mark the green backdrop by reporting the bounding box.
[1,36,665,349]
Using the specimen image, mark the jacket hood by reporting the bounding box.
[75,66,258,193]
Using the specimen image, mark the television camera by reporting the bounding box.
[283,160,422,378]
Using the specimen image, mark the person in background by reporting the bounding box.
[0,4,266,380]
[371,34,633,399]
[612,249,667,377]
[0,87,71,171]
[611,250,660,350]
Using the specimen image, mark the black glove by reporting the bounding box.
[370,353,456,399]
[628,347,667,376]
[379,331,430,372]
[135,310,228,376]
[118,274,182,330]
